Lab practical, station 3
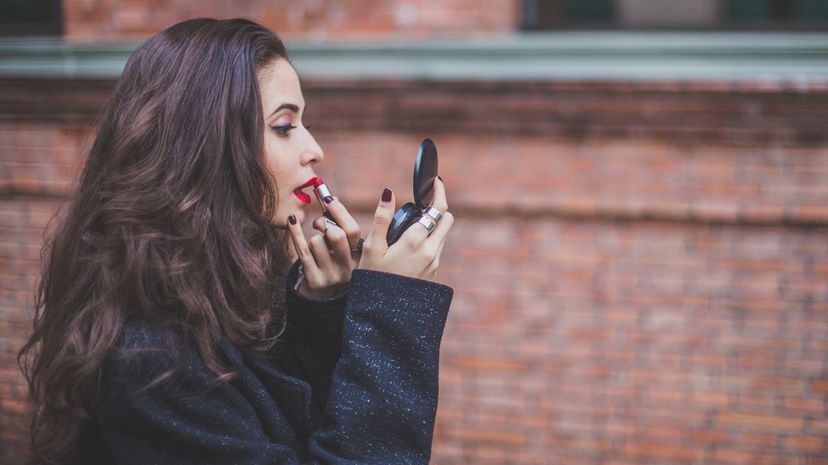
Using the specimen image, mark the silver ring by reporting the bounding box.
[351,237,364,254]
[321,218,338,235]
[424,206,443,223]
[417,214,437,234]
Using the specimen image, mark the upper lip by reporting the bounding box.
[295,177,318,191]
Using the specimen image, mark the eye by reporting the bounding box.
[272,124,297,136]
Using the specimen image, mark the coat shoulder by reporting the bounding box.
[102,316,217,397]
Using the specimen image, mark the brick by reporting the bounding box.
[713,449,791,464]
[749,377,808,395]
[811,379,828,395]
[738,432,778,448]
[691,429,730,445]
[781,397,826,415]
[784,435,824,453]
[732,394,777,411]
[809,418,828,436]
[717,412,803,431]
[66,0,517,40]
[621,443,702,462]
[443,428,528,446]
[447,356,532,373]
[640,425,683,442]
[689,391,729,408]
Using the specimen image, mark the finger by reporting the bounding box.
[427,218,452,280]
[430,176,447,212]
[319,196,362,251]
[308,234,335,279]
[399,206,448,247]
[398,177,448,247]
[321,221,353,266]
[286,214,322,277]
[311,215,339,237]
[364,187,395,256]
[398,213,432,246]
[312,216,328,234]
[310,215,354,264]
[434,225,449,257]
[426,253,440,277]
[424,211,454,247]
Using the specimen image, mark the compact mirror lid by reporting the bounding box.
[413,138,438,209]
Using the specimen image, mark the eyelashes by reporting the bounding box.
[273,124,296,136]
[272,124,313,137]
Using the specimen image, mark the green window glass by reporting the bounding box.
[564,0,614,20]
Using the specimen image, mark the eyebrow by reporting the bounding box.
[269,103,300,118]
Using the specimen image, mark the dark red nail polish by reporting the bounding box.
[382,188,392,202]
[324,196,333,204]
[288,214,296,225]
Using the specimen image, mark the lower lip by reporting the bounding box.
[294,191,311,204]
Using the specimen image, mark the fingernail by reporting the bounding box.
[438,175,443,183]
[382,188,392,202]
[324,195,333,204]
[288,214,296,225]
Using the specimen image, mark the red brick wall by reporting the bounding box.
[2,76,827,464]
[63,0,518,40]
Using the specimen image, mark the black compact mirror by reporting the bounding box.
[386,139,438,245]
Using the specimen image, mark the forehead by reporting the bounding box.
[258,58,303,110]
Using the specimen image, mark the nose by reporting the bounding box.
[301,131,324,165]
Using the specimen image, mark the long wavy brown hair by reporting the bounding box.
[17,18,295,465]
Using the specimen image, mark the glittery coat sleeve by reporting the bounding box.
[307,268,453,464]
[89,267,453,465]
[281,259,348,417]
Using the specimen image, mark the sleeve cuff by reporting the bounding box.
[307,268,453,464]
[347,268,454,330]
[285,259,349,338]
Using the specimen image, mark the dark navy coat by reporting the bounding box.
[70,260,454,464]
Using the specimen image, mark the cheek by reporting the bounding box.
[263,138,293,193]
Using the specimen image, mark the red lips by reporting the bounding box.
[293,176,318,204]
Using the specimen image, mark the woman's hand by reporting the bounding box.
[287,197,363,300]
[358,177,454,282]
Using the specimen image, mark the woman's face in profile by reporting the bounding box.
[258,58,324,228]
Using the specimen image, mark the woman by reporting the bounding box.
[18,18,454,465]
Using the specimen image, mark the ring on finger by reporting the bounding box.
[424,206,443,223]
[417,214,438,235]
[351,237,364,254]
[321,218,338,235]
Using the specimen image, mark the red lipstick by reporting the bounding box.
[313,178,338,225]
[293,176,318,204]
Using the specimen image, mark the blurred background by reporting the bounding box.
[1,1,827,464]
